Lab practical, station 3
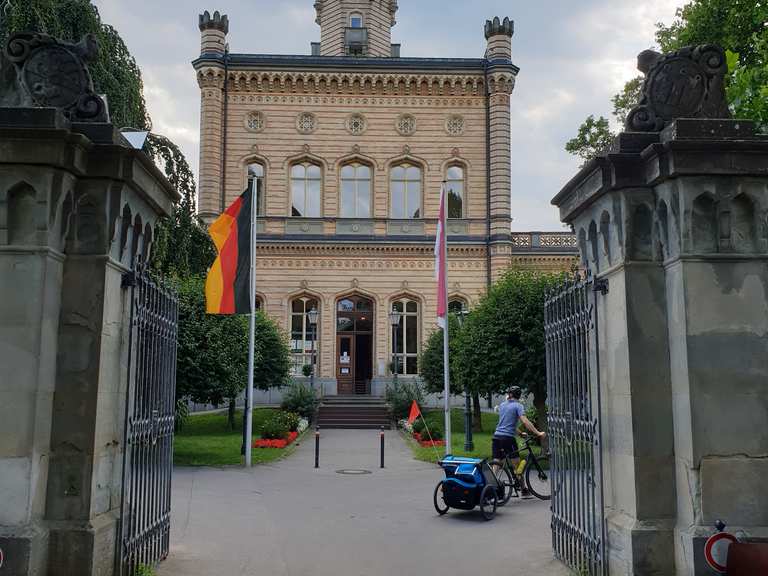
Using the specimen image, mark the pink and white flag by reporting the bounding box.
[435,183,447,328]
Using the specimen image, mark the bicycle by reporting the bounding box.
[490,433,550,503]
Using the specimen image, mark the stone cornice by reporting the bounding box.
[196,69,517,99]
[196,67,508,98]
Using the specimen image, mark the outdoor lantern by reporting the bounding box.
[308,308,319,326]
[388,311,402,326]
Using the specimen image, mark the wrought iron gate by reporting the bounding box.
[545,274,607,576]
[117,262,179,575]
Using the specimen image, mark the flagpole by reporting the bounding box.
[440,183,451,456]
[245,179,257,467]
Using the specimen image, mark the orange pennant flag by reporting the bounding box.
[407,400,421,425]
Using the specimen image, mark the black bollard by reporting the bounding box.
[314,426,320,469]
[380,426,385,469]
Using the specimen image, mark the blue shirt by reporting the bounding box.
[494,400,525,438]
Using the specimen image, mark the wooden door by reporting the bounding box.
[337,335,355,395]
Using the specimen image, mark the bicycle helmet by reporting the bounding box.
[508,386,523,399]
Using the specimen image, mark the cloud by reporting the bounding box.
[91,0,687,232]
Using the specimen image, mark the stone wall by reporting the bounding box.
[0,110,176,575]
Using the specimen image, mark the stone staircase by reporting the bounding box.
[316,396,391,429]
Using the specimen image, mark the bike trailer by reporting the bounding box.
[437,456,499,512]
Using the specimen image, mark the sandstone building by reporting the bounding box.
[193,2,576,397]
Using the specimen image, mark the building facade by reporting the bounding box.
[193,2,576,397]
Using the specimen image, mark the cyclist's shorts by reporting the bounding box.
[492,435,519,460]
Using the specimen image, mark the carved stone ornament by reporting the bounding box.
[1,33,108,122]
[300,279,309,289]
[625,45,730,132]
[352,278,359,288]
[401,280,409,290]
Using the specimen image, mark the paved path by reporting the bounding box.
[158,429,569,576]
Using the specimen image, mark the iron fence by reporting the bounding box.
[117,262,178,575]
[545,273,607,576]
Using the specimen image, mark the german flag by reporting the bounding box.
[205,188,254,314]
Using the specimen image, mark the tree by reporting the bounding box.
[611,76,643,126]
[419,314,464,397]
[567,0,768,164]
[0,0,149,130]
[656,0,768,128]
[564,115,615,166]
[455,269,565,432]
[176,277,291,429]
[0,0,213,275]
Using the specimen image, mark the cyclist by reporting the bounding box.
[492,386,545,498]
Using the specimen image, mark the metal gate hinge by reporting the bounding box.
[121,271,136,289]
[593,278,609,295]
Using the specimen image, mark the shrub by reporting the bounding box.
[260,413,290,440]
[301,364,313,377]
[277,411,301,432]
[134,565,156,576]
[281,383,318,419]
[385,379,425,420]
[412,412,444,440]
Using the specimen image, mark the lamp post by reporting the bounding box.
[456,310,473,452]
[388,310,402,385]
[308,307,319,394]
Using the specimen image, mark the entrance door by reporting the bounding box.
[337,335,355,395]
[336,296,374,395]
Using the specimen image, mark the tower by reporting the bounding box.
[197,10,229,221]
[484,17,516,279]
[314,0,399,57]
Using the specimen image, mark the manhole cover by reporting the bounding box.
[336,469,372,475]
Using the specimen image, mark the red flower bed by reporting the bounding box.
[411,432,444,447]
[253,430,300,449]
[419,440,446,447]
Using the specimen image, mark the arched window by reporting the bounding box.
[445,165,465,219]
[448,298,468,315]
[391,297,420,375]
[291,162,322,217]
[340,163,371,218]
[290,296,320,375]
[247,163,265,216]
[390,163,422,219]
[255,296,263,312]
[349,12,363,28]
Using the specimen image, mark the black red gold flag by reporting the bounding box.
[205,187,253,314]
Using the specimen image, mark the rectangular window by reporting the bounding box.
[391,299,420,375]
[446,166,465,219]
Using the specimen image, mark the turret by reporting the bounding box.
[484,16,513,60]
[199,10,229,56]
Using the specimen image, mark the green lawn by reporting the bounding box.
[408,409,543,463]
[174,408,305,467]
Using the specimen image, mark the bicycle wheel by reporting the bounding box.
[490,459,514,505]
[479,485,497,520]
[525,455,551,500]
[433,481,449,515]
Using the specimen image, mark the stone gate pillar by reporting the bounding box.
[0,33,177,575]
[553,45,768,575]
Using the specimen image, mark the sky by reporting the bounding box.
[92,0,685,231]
